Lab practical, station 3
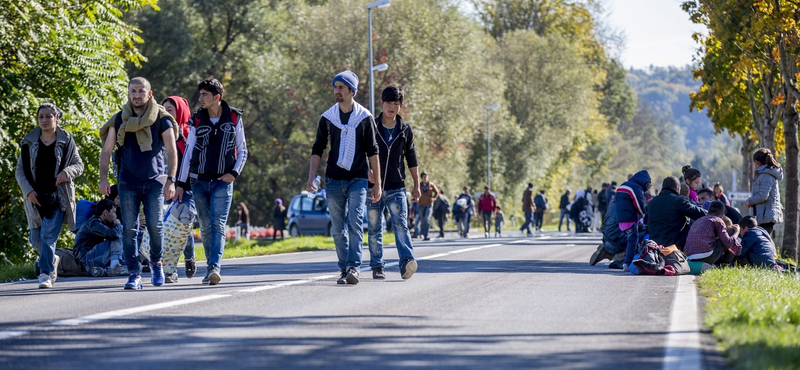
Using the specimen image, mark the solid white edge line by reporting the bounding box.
[0,331,29,340]
[52,294,231,326]
[662,275,703,370]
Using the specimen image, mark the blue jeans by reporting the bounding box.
[191,179,233,271]
[30,208,65,275]
[520,210,533,234]
[326,177,367,271]
[180,190,196,261]
[367,188,414,269]
[623,226,641,265]
[120,180,164,273]
[418,204,432,238]
[81,239,124,271]
[559,209,570,230]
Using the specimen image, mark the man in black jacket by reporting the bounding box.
[647,176,706,250]
[73,199,127,277]
[366,86,419,281]
[308,71,382,285]
[558,190,571,232]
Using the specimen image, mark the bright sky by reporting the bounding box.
[605,0,701,69]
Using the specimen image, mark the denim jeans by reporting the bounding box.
[81,238,124,270]
[482,210,492,233]
[559,209,570,230]
[367,188,414,269]
[30,207,65,274]
[180,190,196,261]
[520,210,533,234]
[191,179,233,271]
[326,177,367,271]
[120,180,164,273]
[623,226,641,265]
[418,204,432,238]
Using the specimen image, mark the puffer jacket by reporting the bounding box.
[15,127,84,231]
[747,165,783,225]
[739,226,777,268]
[615,170,651,223]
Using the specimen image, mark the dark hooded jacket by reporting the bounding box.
[368,113,418,191]
[646,188,706,248]
[738,226,777,268]
[615,170,651,223]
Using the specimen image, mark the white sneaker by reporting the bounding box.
[622,263,630,272]
[38,273,53,289]
[51,254,60,283]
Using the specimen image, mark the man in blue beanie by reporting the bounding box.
[308,70,382,285]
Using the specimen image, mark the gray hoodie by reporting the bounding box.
[747,165,783,225]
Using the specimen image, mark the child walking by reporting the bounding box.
[494,206,504,237]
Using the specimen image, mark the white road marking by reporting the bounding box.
[662,275,703,370]
[0,331,29,340]
[52,294,231,326]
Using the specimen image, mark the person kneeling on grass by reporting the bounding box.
[736,216,782,270]
[684,201,741,267]
[73,199,128,277]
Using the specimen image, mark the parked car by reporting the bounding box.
[287,193,332,237]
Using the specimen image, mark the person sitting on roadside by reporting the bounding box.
[72,199,128,277]
[646,176,706,250]
[684,201,741,267]
[682,165,702,203]
[589,196,627,269]
[697,188,742,224]
[736,216,780,269]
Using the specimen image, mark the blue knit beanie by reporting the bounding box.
[332,70,359,96]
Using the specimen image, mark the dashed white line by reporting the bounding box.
[52,294,231,326]
[0,331,29,340]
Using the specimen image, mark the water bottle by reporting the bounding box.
[308,175,321,198]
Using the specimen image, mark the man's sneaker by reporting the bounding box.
[423,237,431,241]
[372,267,386,280]
[345,267,359,285]
[337,271,347,284]
[608,261,624,269]
[589,244,614,266]
[400,258,418,280]
[484,232,489,238]
[90,266,106,277]
[51,254,60,283]
[38,273,53,289]
[107,264,129,277]
[185,259,197,279]
[202,272,211,285]
[165,272,179,284]
[151,261,165,287]
[622,263,630,272]
[208,269,221,285]
[124,273,142,290]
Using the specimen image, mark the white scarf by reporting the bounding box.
[321,101,372,171]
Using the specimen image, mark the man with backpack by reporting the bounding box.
[533,190,548,232]
[432,193,450,238]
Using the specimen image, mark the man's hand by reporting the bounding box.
[163,181,175,201]
[412,185,421,202]
[99,179,111,196]
[175,186,184,202]
[371,185,382,203]
[218,174,235,183]
[745,200,752,208]
[27,191,40,206]
[306,176,317,193]
[368,169,375,184]
[55,171,69,185]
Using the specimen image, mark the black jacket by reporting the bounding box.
[646,188,706,248]
[559,193,570,210]
[73,215,123,262]
[369,114,418,191]
[311,112,379,181]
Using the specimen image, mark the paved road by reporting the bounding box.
[0,232,719,369]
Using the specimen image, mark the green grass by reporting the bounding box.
[698,267,800,370]
[0,263,35,283]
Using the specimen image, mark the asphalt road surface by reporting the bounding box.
[0,231,724,369]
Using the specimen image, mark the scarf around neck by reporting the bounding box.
[99,96,177,152]
[321,101,372,171]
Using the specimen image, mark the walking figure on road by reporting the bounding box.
[520,183,535,236]
[558,189,571,232]
[533,190,548,232]
[366,85,419,280]
[478,186,497,237]
[176,78,249,286]
[417,172,439,241]
[308,71,382,285]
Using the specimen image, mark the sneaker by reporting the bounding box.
[372,267,386,280]
[124,273,142,290]
[202,272,211,285]
[51,254,60,283]
[622,263,630,272]
[208,268,221,285]
[38,273,53,289]
[165,272,179,284]
[423,237,431,241]
[185,259,197,279]
[107,264,129,277]
[400,258,418,280]
[608,261,624,270]
[151,261,165,286]
[337,271,347,284]
[345,267,359,285]
[484,232,489,238]
[90,266,106,277]
[589,244,614,266]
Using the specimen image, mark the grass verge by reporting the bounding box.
[698,267,800,370]
[1,263,35,283]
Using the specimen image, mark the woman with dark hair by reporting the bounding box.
[272,198,287,240]
[15,103,84,289]
[681,165,702,203]
[745,148,784,235]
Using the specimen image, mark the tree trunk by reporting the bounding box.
[781,94,799,261]
[740,134,756,191]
